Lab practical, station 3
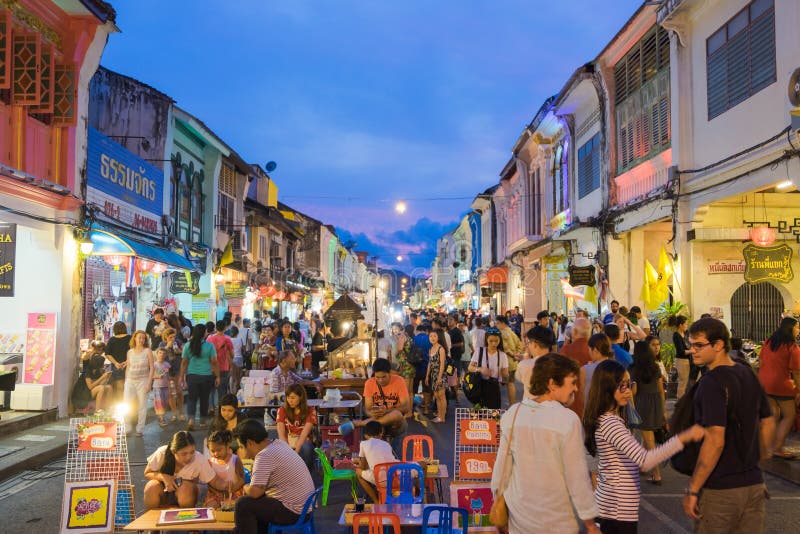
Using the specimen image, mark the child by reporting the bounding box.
[356,421,398,502]
[203,430,245,509]
[152,345,171,426]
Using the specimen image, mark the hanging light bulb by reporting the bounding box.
[750,226,777,247]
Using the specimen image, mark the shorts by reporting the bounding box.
[232,356,243,368]
[361,469,377,485]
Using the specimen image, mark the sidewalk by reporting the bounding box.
[0,409,67,482]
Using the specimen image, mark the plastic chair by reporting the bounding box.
[267,486,322,534]
[314,447,357,506]
[352,512,401,534]
[372,461,401,504]
[421,505,470,534]
[401,434,434,462]
[385,463,424,504]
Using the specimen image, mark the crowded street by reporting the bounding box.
[2,1,800,533]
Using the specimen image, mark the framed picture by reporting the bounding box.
[449,481,496,531]
[157,507,215,526]
[60,479,116,533]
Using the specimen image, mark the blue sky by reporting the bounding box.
[101,0,639,272]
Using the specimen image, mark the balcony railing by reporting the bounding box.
[613,148,672,206]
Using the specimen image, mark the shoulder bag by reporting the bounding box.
[462,348,485,404]
[489,403,522,527]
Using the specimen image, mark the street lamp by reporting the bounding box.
[395,201,407,214]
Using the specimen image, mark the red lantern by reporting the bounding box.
[137,259,154,273]
[151,262,167,275]
[105,255,128,270]
[274,291,286,301]
[750,226,776,247]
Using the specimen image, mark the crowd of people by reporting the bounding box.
[70,300,800,533]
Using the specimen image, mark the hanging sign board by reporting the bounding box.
[169,271,200,295]
[458,452,496,480]
[77,422,118,451]
[707,259,745,275]
[743,244,793,283]
[458,419,498,446]
[568,265,596,287]
[223,281,247,299]
[0,223,16,296]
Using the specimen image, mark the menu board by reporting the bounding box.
[23,312,57,384]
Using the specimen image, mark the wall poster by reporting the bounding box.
[23,312,57,384]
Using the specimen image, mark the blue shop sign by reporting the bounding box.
[87,128,164,220]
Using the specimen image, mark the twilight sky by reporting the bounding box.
[101,0,639,274]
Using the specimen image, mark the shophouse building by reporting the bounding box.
[0,0,116,414]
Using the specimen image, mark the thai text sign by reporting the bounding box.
[708,259,745,274]
[77,422,118,451]
[0,223,16,296]
[87,128,163,234]
[742,244,793,283]
[169,271,200,295]
[23,312,57,384]
[458,419,498,446]
[568,265,596,287]
[224,281,247,299]
[458,452,496,480]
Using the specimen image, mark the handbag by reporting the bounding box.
[626,403,643,428]
[489,404,522,527]
[462,348,485,404]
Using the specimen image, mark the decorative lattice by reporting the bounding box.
[30,42,53,113]
[53,62,76,126]
[64,415,135,532]
[453,407,505,482]
[0,10,10,89]
[11,30,39,105]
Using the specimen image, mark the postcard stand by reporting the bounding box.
[62,415,134,533]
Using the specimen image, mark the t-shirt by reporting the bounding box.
[561,338,592,367]
[363,374,409,412]
[270,366,303,395]
[448,328,464,359]
[145,318,165,350]
[147,445,216,483]
[470,328,486,353]
[516,357,537,398]
[310,332,325,362]
[638,316,650,332]
[693,363,772,490]
[152,361,170,388]
[276,406,317,437]
[359,437,396,472]
[469,347,509,380]
[758,342,800,397]
[181,341,216,376]
[207,333,233,372]
[412,333,431,372]
[82,354,106,383]
[612,344,633,368]
[509,313,523,335]
[106,335,131,364]
[377,337,393,359]
[251,439,315,514]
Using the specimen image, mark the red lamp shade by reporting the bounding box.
[750,226,776,247]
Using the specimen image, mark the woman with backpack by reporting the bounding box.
[758,317,800,459]
[467,327,509,409]
[584,359,704,533]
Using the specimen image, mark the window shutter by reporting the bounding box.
[725,30,750,109]
[614,61,627,105]
[220,164,236,196]
[707,50,727,119]
[11,31,40,106]
[53,63,77,126]
[0,11,10,90]
[642,30,658,83]
[30,43,53,114]
[750,7,775,92]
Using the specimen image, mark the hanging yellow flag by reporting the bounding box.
[658,246,673,280]
[220,238,234,267]
[584,284,597,305]
[640,260,667,310]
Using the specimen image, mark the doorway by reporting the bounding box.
[729,281,785,342]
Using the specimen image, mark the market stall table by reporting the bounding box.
[123,509,234,532]
[422,463,449,504]
[307,397,362,424]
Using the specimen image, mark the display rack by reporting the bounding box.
[63,415,134,532]
[453,407,504,482]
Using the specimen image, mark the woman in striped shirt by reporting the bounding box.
[583,359,704,533]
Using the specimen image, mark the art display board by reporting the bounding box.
[23,312,57,384]
[157,508,215,526]
[449,481,497,531]
[61,479,117,533]
[453,407,504,482]
[63,416,134,533]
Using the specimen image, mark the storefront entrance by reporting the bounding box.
[730,281,784,342]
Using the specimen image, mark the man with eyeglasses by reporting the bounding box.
[683,318,774,534]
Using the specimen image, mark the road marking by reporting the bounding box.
[13,434,55,442]
[44,425,71,432]
[641,497,690,534]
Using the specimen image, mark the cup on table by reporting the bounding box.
[354,498,366,512]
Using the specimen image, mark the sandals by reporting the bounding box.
[774,449,797,460]
[648,476,663,485]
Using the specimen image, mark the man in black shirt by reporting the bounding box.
[310,322,327,376]
[145,308,166,350]
[683,318,774,533]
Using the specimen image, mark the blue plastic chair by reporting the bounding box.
[267,486,322,534]
[384,463,424,504]
[421,505,470,534]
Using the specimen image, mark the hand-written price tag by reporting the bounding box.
[459,419,498,445]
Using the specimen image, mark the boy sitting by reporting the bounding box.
[355,421,398,502]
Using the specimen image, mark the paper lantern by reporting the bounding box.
[151,262,167,275]
[104,255,128,270]
[750,226,776,247]
[136,259,154,273]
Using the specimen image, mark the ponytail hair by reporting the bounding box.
[160,430,195,475]
[189,324,206,358]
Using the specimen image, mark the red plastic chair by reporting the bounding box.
[352,512,401,534]
[402,434,435,462]
[372,461,401,504]
[402,434,435,498]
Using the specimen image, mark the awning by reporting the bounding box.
[88,229,196,271]
[479,266,508,286]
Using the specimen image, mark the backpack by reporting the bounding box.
[669,365,746,475]
[462,348,486,405]
[406,342,425,365]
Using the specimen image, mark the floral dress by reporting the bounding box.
[394,334,416,379]
[427,345,446,391]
